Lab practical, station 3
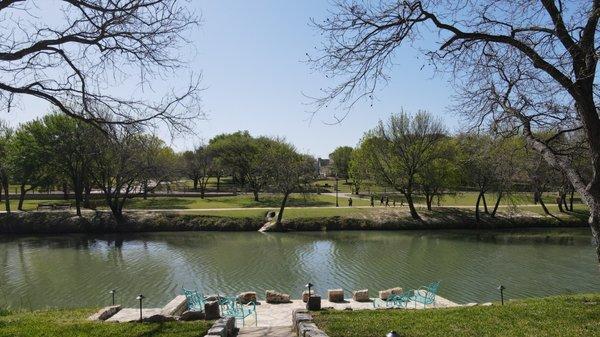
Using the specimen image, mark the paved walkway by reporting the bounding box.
[252,296,458,327]
[237,326,294,337]
[106,308,163,322]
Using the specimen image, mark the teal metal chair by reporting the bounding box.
[219,296,257,327]
[182,288,206,312]
[410,281,440,308]
[373,292,411,309]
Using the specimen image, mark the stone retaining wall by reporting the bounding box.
[292,309,330,337]
[204,317,235,337]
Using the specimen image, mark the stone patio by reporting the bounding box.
[252,295,458,327]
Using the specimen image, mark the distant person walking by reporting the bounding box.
[393,199,396,207]
[380,195,384,205]
[385,196,389,207]
[370,195,374,207]
[348,197,353,207]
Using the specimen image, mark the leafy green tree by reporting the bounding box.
[138,135,178,199]
[41,114,100,216]
[0,121,12,213]
[209,131,255,190]
[418,138,460,210]
[348,142,372,195]
[329,146,353,182]
[364,111,445,219]
[90,128,149,220]
[266,140,316,228]
[181,144,215,198]
[8,120,52,210]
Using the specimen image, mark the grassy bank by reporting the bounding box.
[0,308,212,337]
[313,294,600,337]
[0,205,588,235]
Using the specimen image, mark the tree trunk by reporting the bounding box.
[193,177,199,191]
[142,181,148,200]
[253,189,259,202]
[482,193,489,214]
[18,184,26,211]
[539,197,551,215]
[216,176,221,191]
[475,192,482,223]
[83,184,91,209]
[562,194,569,212]
[557,195,564,213]
[62,183,69,200]
[73,177,83,217]
[424,192,433,211]
[569,190,574,211]
[589,200,600,264]
[1,173,10,213]
[404,192,420,220]
[275,192,290,227]
[491,191,502,217]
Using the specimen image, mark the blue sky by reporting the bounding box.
[6,0,457,158]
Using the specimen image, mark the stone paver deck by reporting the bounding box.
[237,326,294,337]
[105,308,163,322]
[253,296,458,327]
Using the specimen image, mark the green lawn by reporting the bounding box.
[0,308,212,337]
[124,194,371,209]
[313,294,600,337]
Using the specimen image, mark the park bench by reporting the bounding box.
[36,203,72,211]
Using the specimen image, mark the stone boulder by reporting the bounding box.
[265,290,291,303]
[327,289,344,302]
[352,289,370,302]
[179,310,206,321]
[238,291,257,304]
[88,305,121,321]
[302,290,315,303]
[378,287,404,300]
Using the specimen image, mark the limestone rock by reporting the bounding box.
[204,300,221,320]
[327,289,344,302]
[179,310,205,321]
[161,295,187,316]
[302,290,315,303]
[238,291,257,304]
[265,290,291,303]
[352,289,370,302]
[88,305,121,321]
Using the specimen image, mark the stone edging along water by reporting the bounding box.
[0,209,586,235]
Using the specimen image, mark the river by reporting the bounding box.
[1,229,598,309]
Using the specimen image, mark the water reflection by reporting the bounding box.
[0,230,598,309]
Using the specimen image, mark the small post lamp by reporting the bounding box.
[109,289,116,306]
[136,294,145,322]
[497,285,505,305]
[386,331,400,337]
[305,282,314,298]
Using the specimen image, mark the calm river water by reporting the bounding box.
[1,230,599,309]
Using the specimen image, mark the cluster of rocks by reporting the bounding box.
[292,308,330,337]
[266,290,291,303]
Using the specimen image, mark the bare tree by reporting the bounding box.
[311,1,600,263]
[0,0,202,131]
